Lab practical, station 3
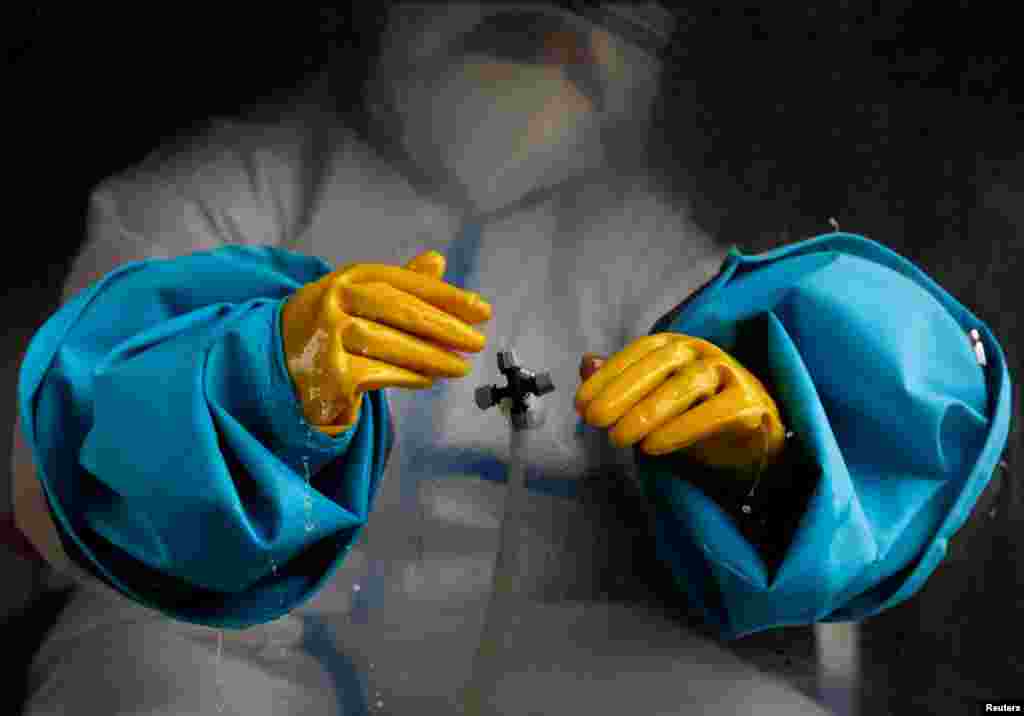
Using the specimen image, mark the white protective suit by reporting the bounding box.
[13,4,835,714]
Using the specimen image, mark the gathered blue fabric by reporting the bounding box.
[639,232,1012,639]
[18,246,393,629]
[19,234,1011,639]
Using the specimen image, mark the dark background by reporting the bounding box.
[4,4,1021,714]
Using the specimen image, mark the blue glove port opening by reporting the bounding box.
[640,312,821,583]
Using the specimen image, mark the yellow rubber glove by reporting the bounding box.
[575,334,786,472]
[281,250,492,435]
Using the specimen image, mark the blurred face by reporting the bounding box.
[378,5,659,215]
[413,56,602,213]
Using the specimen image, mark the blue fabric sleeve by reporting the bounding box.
[638,233,1011,639]
[17,245,393,628]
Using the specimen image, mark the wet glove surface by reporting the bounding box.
[575,333,786,471]
[282,250,492,433]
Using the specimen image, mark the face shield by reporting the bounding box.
[366,2,675,215]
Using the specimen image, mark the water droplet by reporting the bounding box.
[353,583,361,592]
[215,630,226,713]
[369,663,375,670]
[376,700,384,709]
[989,507,998,518]
[302,457,317,533]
